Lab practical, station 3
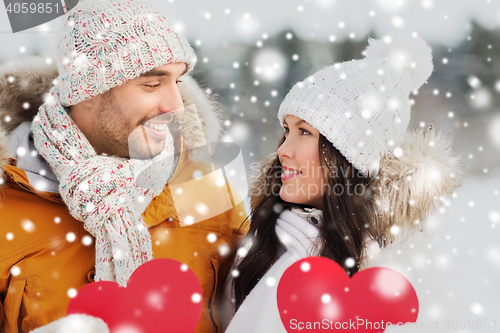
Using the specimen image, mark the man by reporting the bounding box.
[0,0,247,332]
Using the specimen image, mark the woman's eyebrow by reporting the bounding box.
[283,119,307,127]
[294,119,306,126]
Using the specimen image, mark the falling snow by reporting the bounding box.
[1,0,500,327]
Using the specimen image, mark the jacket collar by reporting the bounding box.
[2,136,186,229]
[8,121,59,192]
[3,133,186,182]
[2,160,63,203]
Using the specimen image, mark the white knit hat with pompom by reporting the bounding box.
[278,31,433,177]
[55,0,196,106]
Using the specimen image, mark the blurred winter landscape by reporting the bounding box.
[1,0,499,331]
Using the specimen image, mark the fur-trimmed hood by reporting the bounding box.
[249,126,463,248]
[0,56,222,181]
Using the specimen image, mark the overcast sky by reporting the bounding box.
[1,0,500,60]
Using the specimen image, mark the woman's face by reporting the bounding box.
[278,115,325,210]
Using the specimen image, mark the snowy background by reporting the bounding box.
[1,0,499,331]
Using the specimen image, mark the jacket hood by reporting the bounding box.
[249,126,463,248]
[0,56,222,181]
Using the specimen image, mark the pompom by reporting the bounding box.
[365,31,433,91]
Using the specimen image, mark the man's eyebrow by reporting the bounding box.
[139,65,189,78]
[139,69,171,78]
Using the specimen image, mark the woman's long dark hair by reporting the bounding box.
[233,134,378,309]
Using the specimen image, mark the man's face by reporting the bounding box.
[72,62,187,158]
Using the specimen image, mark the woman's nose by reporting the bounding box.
[277,136,294,160]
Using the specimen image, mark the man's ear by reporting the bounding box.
[81,95,98,109]
[69,96,97,128]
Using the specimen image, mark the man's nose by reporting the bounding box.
[159,84,184,116]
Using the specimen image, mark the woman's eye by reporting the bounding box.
[146,84,160,88]
[176,80,183,84]
[299,128,311,135]
[283,127,290,135]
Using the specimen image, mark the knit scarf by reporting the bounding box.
[31,90,177,286]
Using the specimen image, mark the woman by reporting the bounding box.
[221,31,464,332]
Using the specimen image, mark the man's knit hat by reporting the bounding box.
[278,31,433,178]
[55,0,196,106]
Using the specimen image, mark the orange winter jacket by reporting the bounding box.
[0,58,248,333]
[0,140,247,333]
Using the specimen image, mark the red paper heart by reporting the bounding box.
[67,258,202,333]
[277,257,418,332]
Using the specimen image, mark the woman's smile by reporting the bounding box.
[281,165,302,180]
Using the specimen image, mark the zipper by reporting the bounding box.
[209,258,220,333]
